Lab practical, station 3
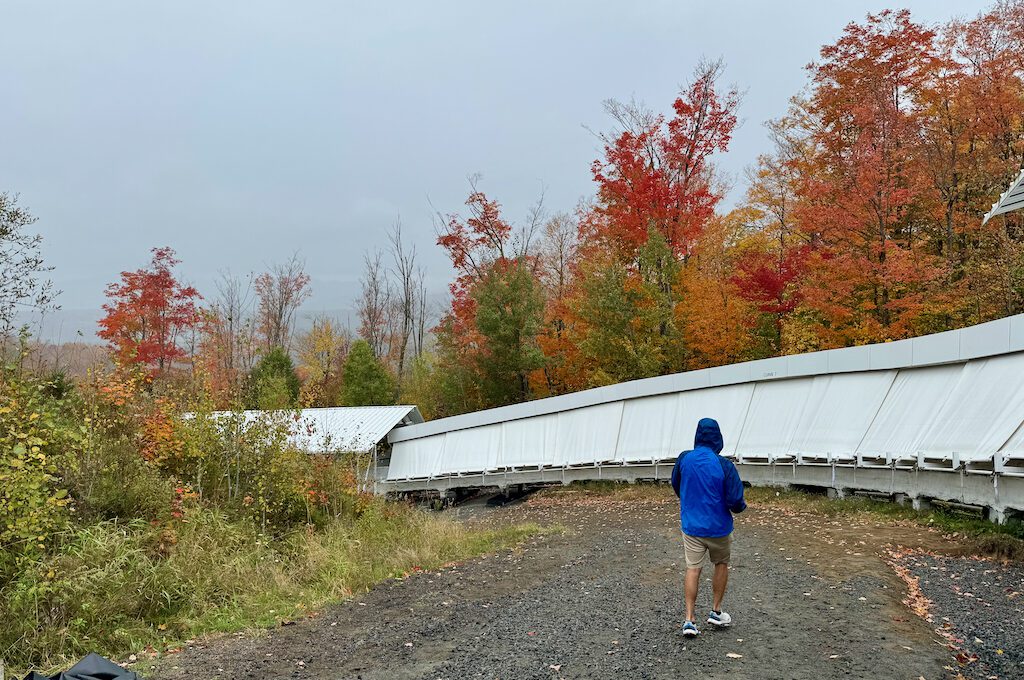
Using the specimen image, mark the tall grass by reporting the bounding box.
[0,501,540,675]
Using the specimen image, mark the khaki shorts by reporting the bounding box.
[683,532,731,569]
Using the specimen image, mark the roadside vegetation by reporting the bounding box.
[0,359,540,674]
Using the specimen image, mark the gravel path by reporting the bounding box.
[149,492,956,680]
[898,552,1024,679]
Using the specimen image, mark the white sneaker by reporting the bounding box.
[682,620,700,636]
[707,610,732,627]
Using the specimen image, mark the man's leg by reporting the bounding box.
[682,533,706,624]
[685,566,701,622]
[711,562,728,612]
[706,533,733,626]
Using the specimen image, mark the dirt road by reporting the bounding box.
[150,488,992,680]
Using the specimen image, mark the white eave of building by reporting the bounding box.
[213,405,424,454]
[983,168,1024,225]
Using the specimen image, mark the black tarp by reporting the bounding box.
[23,653,138,680]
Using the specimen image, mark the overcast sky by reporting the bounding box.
[1,0,989,340]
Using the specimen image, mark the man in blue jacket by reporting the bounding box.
[671,417,746,637]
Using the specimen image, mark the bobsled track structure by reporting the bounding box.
[381,315,1024,523]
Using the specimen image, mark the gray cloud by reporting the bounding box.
[1,0,984,340]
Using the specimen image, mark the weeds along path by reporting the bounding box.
[152,489,972,680]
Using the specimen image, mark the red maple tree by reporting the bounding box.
[584,60,740,261]
[98,247,202,373]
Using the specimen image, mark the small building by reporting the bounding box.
[280,405,424,456]
[215,405,424,492]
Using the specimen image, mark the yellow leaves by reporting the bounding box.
[676,269,751,370]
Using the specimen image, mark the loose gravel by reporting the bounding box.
[898,552,1024,680]
[148,492,965,680]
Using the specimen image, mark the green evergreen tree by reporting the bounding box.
[341,339,396,406]
[472,262,546,406]
[575,231,678,386]
[245,346,301,409]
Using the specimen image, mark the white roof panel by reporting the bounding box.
[222,406,423,454]
[983,168,1024,224]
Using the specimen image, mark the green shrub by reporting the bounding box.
[68,434,175,522]
[0,358,544,675]
[244,347,300,409]
[174,407,321,529]
[0,370,81,558]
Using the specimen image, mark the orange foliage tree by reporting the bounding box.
[98,247,202,374]
[421,2,1024,416]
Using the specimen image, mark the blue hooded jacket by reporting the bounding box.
[670,418,746,538]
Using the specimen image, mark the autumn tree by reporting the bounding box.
[356,250,391,359]
[0,193,57,350]
[432,180,547,411]
[198,271,260,402]
[791,10,946,342]
[733,137,813,353]
[254,253,311,352]
[919,3,1024,321]
[296,315,350,406]
[399,352,444,420]
[582,59,740,262]
[533,212,585,396]
[681,211,757,368]
[98,247,201,374]
[572,232,680,385]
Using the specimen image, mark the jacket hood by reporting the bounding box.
[694,417,724,454]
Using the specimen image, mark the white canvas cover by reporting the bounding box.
[735,380,810,458]
[997,418,1024,455]
[670,384,754,458]
[856,364,963,458]
[616,393,682,464]
[789,371,897,456]
[555,402,623,466]
[499,414,559,468]
[997,418,1024,476]
[917,354,1024,458]
[441,424,502,474]
[385,440,416,480]
[387,433,445,480]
